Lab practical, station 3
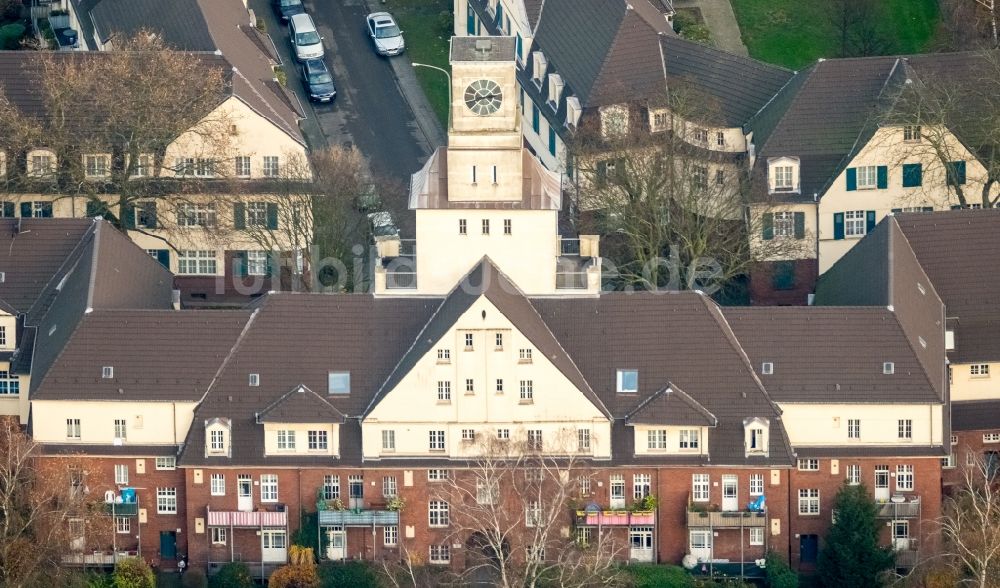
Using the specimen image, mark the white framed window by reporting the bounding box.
[942,454,956,469]
[248,373,260,387]
[459,219,467,235]
[114,464,129,485]
[968,452,976,466]
[525,501,541,527]
[177,203,217,228]
[716,131,725,147]
[689,530,711,551]
[692,165,708,189]
[798,459,819,471]
[428,500,450,527]
[648,429,667,450]
[476,479,497,505]
[749,527,764,546]
[246,202,268,227]
[577,429,591,452]
[103,366,114,379]
[67,418,81,440]
[495,332,503,349]
[465,378,475,394]
[519,348,533,362]
[84,154,109,178]
[896,465,914,491]
[262,530,286,550]
[692,474,709,502]
[773,211,795,238]
[193,158,214,177]
[0,371,19,395]
[846,464,861,485]
[210,429,226,452]
[246,250,268,276]
[157,487,177,514]
[308,430,328,451]
[749,474,764,496]
[856,165,878,189]
[951,434,959,445]
[461,429,476,443]
[155,456,176,470]
[260,474,278,502]
[903,125,921,142]
[427,469,450,481]
[114,419,127,440]
[211,527,227,545]
[497,428,510,441]
[495,379,504,394]
[382,430,395,451]
[578,475,592,496]
[693,128,708,143]
[679,429,699,450]
[28,150,55,176]
[519,380,534,402]
[263,156,280,177]
[323,475,340,500]
[845,210,866,236]
[848,419,860,439]
[464,333,474,350]
[116,516,131,534]
[761,362,774,375]
[277,430,296,450]
[898,419,913,440]
[211,473,225,496]
[436,348,450,362]
[429,430,445,451]
[798,489,820,515]
[235,156,251,177]
[527,429,543,450]
[177,250,217,275]
[616,369,638,393]
[633,474,651,499]
[985,433,1000,443]
[0,325,5,346]
[383,476,397,498]
[883,362,895,375]
[773,166,794,191]
[328,371,351,394]
[429,544,451,564]
[482,219,490,235]
[971,364,991,377]
[504,219,512,235]
[437,381,451,402]
[384,526,398,546]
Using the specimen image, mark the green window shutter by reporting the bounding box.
[950,204,962,210]
[2,202,13,217]
[771,261,796,291]
[266,251,275,275]
[891,208,902,214]
[548,126,556,156]
[496,2,502,25]
[845,168,857,191]
[233,251,246,277]
[876,165,888,189]
[86,200,104,218]
[762,213,774,240]
[122,202,136,229]
[266,203,279,230]
[955,161,966,185]
[515,33,522,61]
[902,163,922,188]
[947,161,967,186]
[155,250,170,268]
[234,202,246,230]
[145,202,158,229]
[466,6,475,35]
[40,202,53,218]
[794,212,805,239]
[833,212,845,240]
[532,105,540,134]
[921,206,934,212]
[866,210,876,233]
[19,202,30,217]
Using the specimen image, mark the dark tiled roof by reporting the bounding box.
[523,0,543,30]
[661,35,793,127]
[723,306,941,404]
[626,384,717,426]
[952,400,1000,432]
[90,0,215,50]
[40,443,179,456]
[258,385,346,423]
[0,219,93,313]
[31,309,253,402]
[795,445,948,458]
[813,218,891,307]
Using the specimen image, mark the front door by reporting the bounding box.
[874,466,890,502]
[160,531,177,560]
[324,526,345,561]
[610,475,625,509]
[629,527,654,562]
[892,520,910,551]
[237,475,253,512]
[799,534,818,564]
[721,475,738,512]
[349,475,364,509]
[262,529,288,563]
[689,530,712,562]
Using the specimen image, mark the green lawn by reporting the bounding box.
[382,0,453,127]
[731,0,939,70]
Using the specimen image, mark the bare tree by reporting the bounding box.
[829,0,892,57]
[0,419,113,587]
[570,84,809,295]
[939,0,999,50]
[422,430,624,588]
[938,451,1000,587]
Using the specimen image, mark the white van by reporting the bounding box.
[289,13,324,62]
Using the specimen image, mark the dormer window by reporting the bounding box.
[761,362,773,375]
[84,154,110,178]
[102,366,114,379]
[883,362,894,375]
[693,128,708,143]
[28,149,56,177]
[616,369,638,393]
[744,417,769,456]
[328,371,350,394]
[532,52,547,86]
[249,373,260,387]
[600,104,629,139]
[205,417,231,457]
[946,330,955,351]
[547,73,564,107]
[768,157,800,194]
[565,96,581,128]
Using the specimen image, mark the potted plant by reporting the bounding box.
[329,497,346,511]
[386,496,405,511]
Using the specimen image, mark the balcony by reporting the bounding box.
[687,509,767,528]
[207,509,288,528]
[102,502,139,516]
[895,540,919,568]
[318,509,399,527]
[63,551,137,567]
[876,497,921,519]
[574,510,655,527]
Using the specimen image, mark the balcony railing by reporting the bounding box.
[876,497,920,519]
[556,271,588,290]
[319,509,400,527]
[207,509,288,528]
[574,510,655,527]
[687,510,767,528]
[103,502,139,516]
[385,271,417,289]
[63,551,137,566]
[895,539,920,568]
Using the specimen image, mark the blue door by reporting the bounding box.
[160,531,177,559]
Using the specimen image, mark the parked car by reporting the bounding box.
[300,58,337,103]
[272,0,305,21]
[289,13,324,62]
[365,12,405,56]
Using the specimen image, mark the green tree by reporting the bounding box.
[817,483,894,587]
[764,551,798,588]
[112,558,155,588]
[209,562,253,588]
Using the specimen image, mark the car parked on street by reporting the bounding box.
[272,0,305,21]
[366,12,405,56]
[300,58,337,103]
[289,13,324,61]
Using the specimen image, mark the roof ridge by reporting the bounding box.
[194,306,261,407]
[22,218,98,322]
[257,383,346,421]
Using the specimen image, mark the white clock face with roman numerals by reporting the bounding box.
[464,79,503,116]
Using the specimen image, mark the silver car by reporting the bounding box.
[366,12,405,56]
[289,13,324,62]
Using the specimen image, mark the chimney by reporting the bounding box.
[171,289,181,310]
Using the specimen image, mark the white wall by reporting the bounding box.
[778,403,944,447]
[951,362,1000,402]
[262,423,340,457]
[31,400,197,445]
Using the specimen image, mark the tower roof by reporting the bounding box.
[451,36,517,62]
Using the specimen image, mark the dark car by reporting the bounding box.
[301,58,336,103]
[272,0,305,21]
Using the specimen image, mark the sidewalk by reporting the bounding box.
[674,0,748,56]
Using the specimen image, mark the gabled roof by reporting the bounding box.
[626,383,717,427]
[0,219,93,313]
[952,400,1000,432]
[257,384,346,423]
[89,0,215,50]
[365,257,611,419]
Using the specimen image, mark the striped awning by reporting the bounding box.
[207,510,287,528]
